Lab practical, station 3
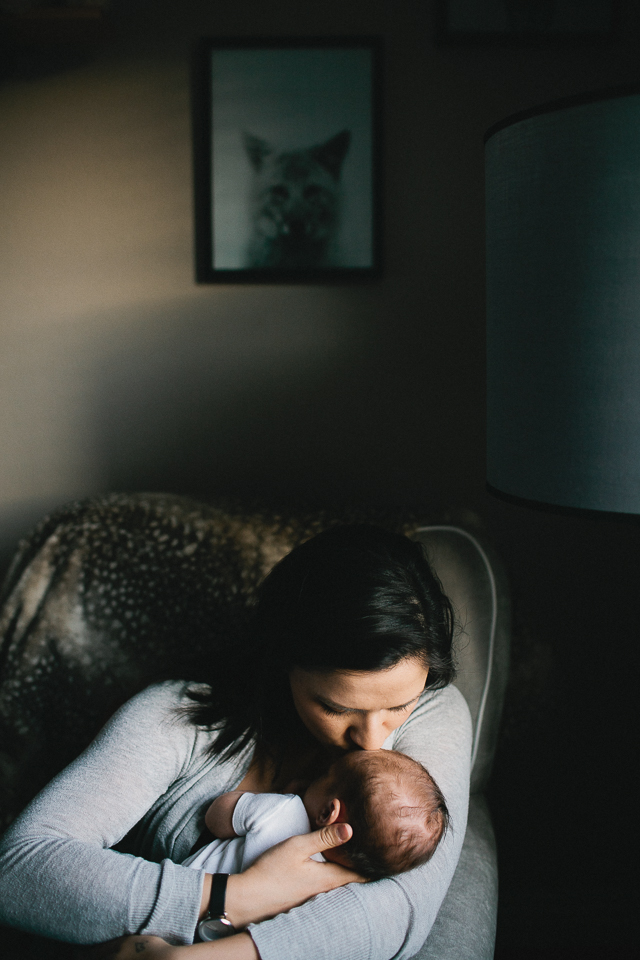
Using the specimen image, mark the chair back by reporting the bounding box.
[411,526,510,793]
[0,496,509,830]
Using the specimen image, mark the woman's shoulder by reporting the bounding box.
[419,681,472,715]
[393,682,473,743]
[97,681,215,751]
[390,683,472,796]
[113,679,208,715]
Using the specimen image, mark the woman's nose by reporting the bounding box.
[347,714,387,750]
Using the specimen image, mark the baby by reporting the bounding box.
[183,749,449,882]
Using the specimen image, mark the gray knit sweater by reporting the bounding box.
[0,681,471,960]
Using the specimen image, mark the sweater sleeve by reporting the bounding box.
[248,685,472,960]
[0,682,206,946]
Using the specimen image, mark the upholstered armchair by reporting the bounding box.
[0,494,509,959]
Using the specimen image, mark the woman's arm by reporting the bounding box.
[0,683,206,945]
[2,682,470,959]
[77,933,260,960]
[0,683,363,948]
[80,687,471,960]
[243,685,472,960]
[138,935,260,960]
[82,824,362,960]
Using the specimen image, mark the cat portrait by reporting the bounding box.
[242,129,351,269]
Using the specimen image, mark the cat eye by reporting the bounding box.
[303,184,326,202]
[269,185,290,202]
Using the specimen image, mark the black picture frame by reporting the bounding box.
[192,37,383,283]
[435,1,618,45]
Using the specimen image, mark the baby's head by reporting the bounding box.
[302,750,449,881]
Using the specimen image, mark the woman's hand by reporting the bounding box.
[74,936,176,960]
[77,824,359,960]
[224,822,364,929]
[74,933,259,960]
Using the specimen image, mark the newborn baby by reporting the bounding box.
[184,748,449,882]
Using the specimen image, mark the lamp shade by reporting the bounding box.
[486,89,640,514]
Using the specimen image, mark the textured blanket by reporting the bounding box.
[0,493,379,830]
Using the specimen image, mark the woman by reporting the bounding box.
[0,524,471,960]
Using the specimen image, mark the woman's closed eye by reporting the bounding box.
[319,703,349,717]
[317,698,418,718]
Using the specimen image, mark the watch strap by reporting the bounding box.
[197,873,236,942]
[208,873,229,919]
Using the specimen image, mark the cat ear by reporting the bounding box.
[243,133,272,172]
[312,129,351,181]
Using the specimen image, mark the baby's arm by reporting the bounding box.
[205,791,246,839]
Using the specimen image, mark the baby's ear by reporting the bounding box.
[316,798,344,827]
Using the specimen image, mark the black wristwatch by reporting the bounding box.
[197,873,236,942]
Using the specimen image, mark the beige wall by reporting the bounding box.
[2,0,640,539]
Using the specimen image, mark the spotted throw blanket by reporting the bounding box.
[0,493,409,831]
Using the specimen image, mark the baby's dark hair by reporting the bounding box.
[329,750,449,881]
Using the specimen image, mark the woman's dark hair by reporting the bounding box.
[186,524,455,763]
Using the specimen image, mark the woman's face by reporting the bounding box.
[289,657,428,751]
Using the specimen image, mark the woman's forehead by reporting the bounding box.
[290,658,428,710]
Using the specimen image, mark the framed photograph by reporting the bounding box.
[193,37,382,283]
[436,1,617,43]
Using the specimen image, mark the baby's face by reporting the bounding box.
[302,771,337,826]
[302,751,397,826]
[301,772,357,870]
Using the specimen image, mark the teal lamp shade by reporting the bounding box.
[486,89,640,514]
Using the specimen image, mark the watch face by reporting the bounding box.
[199,917,235,941]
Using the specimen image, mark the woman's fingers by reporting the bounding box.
[225,825,363,929]
[74,938,128,959]
[313,821,352,849]
[73,936,174,960]
[282,821,362,866]
[74,937,175,960]
[276,821,352,860]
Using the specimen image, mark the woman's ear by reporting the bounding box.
[316,798,342,826]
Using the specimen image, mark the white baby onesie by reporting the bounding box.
[182,792,323,874]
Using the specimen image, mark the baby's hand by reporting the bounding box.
[204,791,245,838]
